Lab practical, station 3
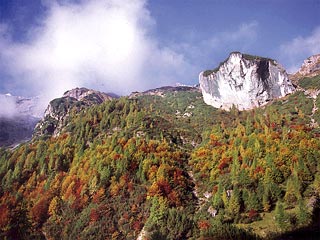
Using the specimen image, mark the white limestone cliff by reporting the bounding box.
[199,52,295,110]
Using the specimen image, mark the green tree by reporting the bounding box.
[213,182,224,208]
[226,187,240,219]
[246,191,261,212]
[296,199,311,226]
[274,201,290,230]
[284,175,301,208]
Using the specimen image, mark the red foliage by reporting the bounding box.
[0,204,9,228]
[129,161,138,172]
[74,179,83,197]
[212,185,218,194]
[248,209,258,219]
[132,220,142,232]
[112,153,122,161]
[71,198,83,211]
[173,169,183,185]
[254,166,264,175]
[198,220,210,230]
[168,190,181,207]
[157,179,172,196]
[90,209,99,223]
[218,157,232,172]
[30,197,50,226]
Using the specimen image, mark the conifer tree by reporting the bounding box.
[226,187,240,219]
[213,182,224,208]
[274,201,290,230]
[296,199,311,227]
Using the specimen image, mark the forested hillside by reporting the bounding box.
[1,86,320,239]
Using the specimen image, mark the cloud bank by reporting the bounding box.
[0,0,193,106]
[280,26,320,73]
[0,95,17,118]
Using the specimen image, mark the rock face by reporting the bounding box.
[289,54,320,85]
[63,87,113,102]
[199,52,295,110]
[298,54,320,76]
[34,87,113,137]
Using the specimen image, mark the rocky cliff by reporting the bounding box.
[199,52,295,110]
[290,54,320,86]
[298,54,320,77]
[34,87,113,137]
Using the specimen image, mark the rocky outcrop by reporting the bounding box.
[290,54,320,85]
[199,52,295,110]
[298,54,320,76]
[34,88,113,137]
[63,87,113,103]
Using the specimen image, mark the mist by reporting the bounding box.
[0,95,17,118]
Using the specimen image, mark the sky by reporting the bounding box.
[0,0,319,110]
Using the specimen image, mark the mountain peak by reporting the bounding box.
[63,87,113,103]
[298,53,320,77]
[199,52,295,110]
[34,87,114,137]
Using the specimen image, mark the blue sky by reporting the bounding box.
[0,0,319,102]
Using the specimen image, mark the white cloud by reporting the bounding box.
[0,0,193,107]
[280,26,320,73]
[0,95,17,118]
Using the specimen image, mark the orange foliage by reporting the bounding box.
[210,134,222,147]
[148,182,160,197]
[92,188,105,204]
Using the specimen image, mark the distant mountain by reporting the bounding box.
[129,85,200,98]
[199,52,295,110]
[0,94,42,147]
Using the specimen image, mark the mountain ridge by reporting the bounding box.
[1,52,319,147]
